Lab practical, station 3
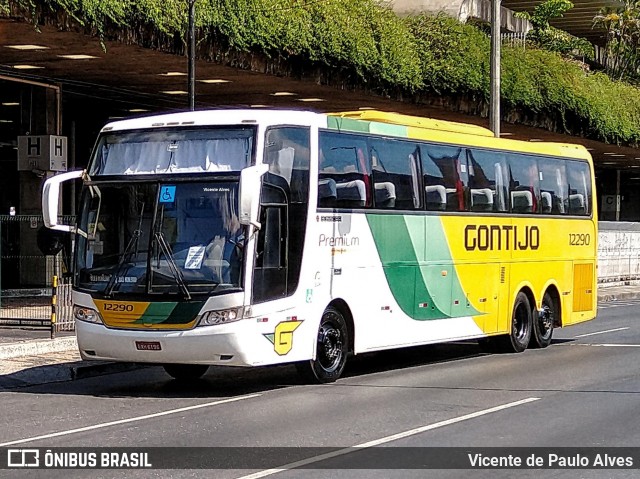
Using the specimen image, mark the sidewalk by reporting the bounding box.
[1,284,639,390]
[0,330,144,391]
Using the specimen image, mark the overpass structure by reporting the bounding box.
[0,0,637,289]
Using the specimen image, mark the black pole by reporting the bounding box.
[188,0,196,111]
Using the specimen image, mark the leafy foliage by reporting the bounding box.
[594,1,640,81]
[3,0,640,145]
[514,0,593,58]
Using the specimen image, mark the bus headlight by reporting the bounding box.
[198,308,243,327]
[73,306,103,324]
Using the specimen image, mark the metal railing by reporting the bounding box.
[0,215,75,336]
[501,31,528,48]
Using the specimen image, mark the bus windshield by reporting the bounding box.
[75,180,244,297]
[89,127,254,176]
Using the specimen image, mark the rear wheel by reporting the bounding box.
[506,291,533,352]
[531,292,555,348]
[163,364,209,381]
[296,307,348,383]
[479,291,532,353]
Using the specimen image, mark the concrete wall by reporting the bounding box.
[598,222,640,287]
[392,0,531,32]
[392,0,463,17]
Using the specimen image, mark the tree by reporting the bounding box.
[594,1,640,80]
[515,0,593,59]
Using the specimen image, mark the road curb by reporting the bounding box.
[598,290,640,303]
[0,336,77,360]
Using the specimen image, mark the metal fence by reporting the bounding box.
[502,31,528,48]
[0,215,75,335]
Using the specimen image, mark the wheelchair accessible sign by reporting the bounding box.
[159,185,176,203]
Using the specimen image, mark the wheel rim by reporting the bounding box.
[538,301,554,339]
[513,301,529,342]
[317,315,344,373]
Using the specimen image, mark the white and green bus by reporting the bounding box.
[42,109,597,382]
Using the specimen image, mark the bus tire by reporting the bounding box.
[505,291,533,353]
[531,292,555,349]
[296,307,348,383]
[478,292,532,353]
[163,364,209,381]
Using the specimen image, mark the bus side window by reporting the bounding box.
[538,158,568,215]
[509,155,541,214]
[467,149,508,213]
[567,160,591,216]
[421,144,467,211]
[318,131,371,208]
[370,139,421,210]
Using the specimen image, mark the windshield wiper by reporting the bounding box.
[104,202,145,297]
[153,231,192,300]
[104,229,141,297]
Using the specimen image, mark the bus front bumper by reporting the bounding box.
[75,319,268,367]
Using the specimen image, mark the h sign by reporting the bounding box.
[17,135,68,172]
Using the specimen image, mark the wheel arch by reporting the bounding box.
[516,285,536,316]
[327,298,355,354]
[542,283,563,328]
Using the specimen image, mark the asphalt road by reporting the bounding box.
[2,300,640,478]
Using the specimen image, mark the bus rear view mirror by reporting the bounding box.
[42,170,84,232]
[239,164,268,228]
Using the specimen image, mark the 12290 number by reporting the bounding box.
[569,233,591,246]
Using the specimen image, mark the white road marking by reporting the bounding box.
[574,327,629,338]
[599,301,640,309]
[235,397,540,479]
[576,343,640,348]
[0,393,261,447]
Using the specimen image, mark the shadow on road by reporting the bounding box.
[2,338,574,399]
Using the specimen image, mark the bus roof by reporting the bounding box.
[100,108,591,162]
[100,109,322,133]
[328,110,592,161]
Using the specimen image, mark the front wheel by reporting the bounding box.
[163,364,209,381]
[296,307,349,383]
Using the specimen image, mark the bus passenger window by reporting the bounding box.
[509,155,541,214]
[538,158,568,215]
[369,138,421,210]
[421,144,467,211]
[467,149,509,213]
[318,131,371,208]
[567,160,591,216]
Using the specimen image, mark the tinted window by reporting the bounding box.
[420,144,468,211]
[567,160,592,216]
[318,131,371,208]
[509,155,540,214]
[264,127,310,203]
[467,149,509,213]
[370,138,421,210]
[538,158,568,214]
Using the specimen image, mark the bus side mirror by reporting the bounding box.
[42,170,84,232]
[239,164,268,228]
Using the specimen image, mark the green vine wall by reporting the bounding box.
[2,0,640,146]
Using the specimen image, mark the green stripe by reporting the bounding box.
[366,214,480,320]
[326,117,408,138]
[327,117,371,133]
[134,301,204,325]
[369,122,407,137]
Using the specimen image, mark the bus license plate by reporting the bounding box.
[136,341,162,351]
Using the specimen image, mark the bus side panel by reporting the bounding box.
[317,213,486,354]
[454,262,501,334]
